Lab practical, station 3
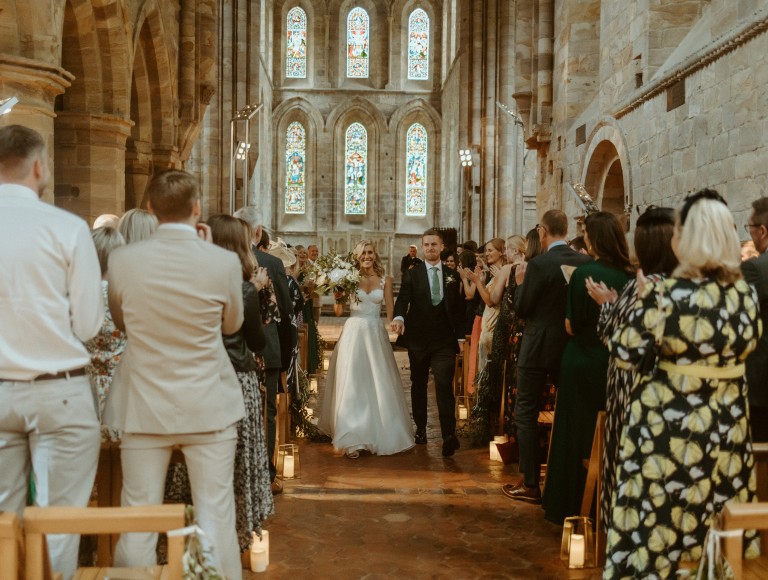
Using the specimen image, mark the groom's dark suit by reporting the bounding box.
[514,243,591,487]
[394,262,465,438]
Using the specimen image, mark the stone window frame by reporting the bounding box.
[336,0,381,89]
[274,102,320,232]
[395,0,439,91]
[392,103,439,229]
[278,0,315,88]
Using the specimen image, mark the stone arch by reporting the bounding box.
[126,1,178,208]
[392,0,441,91]
[581,117,632,228]
[275,0,316,88]
[391,100,440,228]
[330,99,385,228]
[272,97,324,232]
[53,0,133,223]
[331,0,386,89]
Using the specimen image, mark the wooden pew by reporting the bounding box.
[24,505,186,580]
[752,442,768,501]
[722,502,768,579]
[0,511,24,580]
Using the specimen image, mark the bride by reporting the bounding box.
[318,241,415,459]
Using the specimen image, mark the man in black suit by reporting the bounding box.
[503,210,591,503]
[234,206,293,491]
[400,244,423,276]
[392,229,465,456]
[742,196,768,442]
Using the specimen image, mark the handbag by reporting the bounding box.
[636,282,666,377]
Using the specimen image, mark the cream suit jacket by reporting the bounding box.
[104,226,245,434]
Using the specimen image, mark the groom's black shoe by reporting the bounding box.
[442,435,460,457]
[415,428,427,445]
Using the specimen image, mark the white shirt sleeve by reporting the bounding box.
[68,222,105,342]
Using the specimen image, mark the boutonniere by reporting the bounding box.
[445,273,458,286]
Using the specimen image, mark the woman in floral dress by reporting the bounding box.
[85,226,126,441]
[603,190,762,579]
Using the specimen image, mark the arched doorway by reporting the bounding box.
[583,140,627,227]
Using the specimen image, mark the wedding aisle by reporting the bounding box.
[249,318,600,579]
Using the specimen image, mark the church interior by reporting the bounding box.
[3,0,768,578]
[4,0,766,260]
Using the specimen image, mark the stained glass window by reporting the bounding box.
[407,9,429,80]
[405,123,428,216]
[286,7,307,78]
[346,7,369,78]
[344,123,367,215]
[285,122,306,214]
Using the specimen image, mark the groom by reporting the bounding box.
[392,229,465,456]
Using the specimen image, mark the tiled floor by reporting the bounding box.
[245,316,601,579]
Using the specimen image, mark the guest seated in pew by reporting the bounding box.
[603,189,762,579]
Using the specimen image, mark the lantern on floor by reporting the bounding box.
[309,376,318,393]
[455,395,470,421]
[277,443,300,480]
[322,355,330,371]
[560,516,595,569]
[488,435,507,462]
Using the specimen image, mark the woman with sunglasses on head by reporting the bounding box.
[603,189,762,579]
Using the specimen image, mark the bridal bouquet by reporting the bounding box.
[305,251,361,304]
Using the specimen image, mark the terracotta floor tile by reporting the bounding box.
[243,330,600,579]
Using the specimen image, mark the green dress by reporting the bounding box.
[542,260,630,524]
[604,277,761,579]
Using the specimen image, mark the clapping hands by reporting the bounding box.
[585,276,618,305]
[250,267,270,291]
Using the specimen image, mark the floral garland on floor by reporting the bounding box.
[290,368,330,443]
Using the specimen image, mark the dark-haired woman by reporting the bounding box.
[542,212,633,524]
[603,191,760,578]
[585,207,679,532]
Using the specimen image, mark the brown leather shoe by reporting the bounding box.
[501,482,541,504]
[271,479,283,495]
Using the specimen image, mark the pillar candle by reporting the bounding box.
[458,405,468,420]
[283,455,295,478]
[569,534,585,568]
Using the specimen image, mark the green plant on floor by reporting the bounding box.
[181,505,224,579]
[290,368,331,442]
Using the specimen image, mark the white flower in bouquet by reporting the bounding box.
[311,250,362,303]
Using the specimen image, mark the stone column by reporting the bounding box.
[536,0,553,128]
[53,112,133,224]
[0,54,73,205]
[496,0,520,237]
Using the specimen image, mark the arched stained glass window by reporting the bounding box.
[346,7,369,78]
[407,9,429,80]
[285,122,306,214]
[344,123,367,214]
[286,7,307,78]
[405,123,427,216]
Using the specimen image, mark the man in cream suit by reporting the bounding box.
[105,170,244,579]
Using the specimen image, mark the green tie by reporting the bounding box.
[430,266,441,306]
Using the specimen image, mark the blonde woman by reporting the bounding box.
[318,240,414,458]
[604,189,761,578]
[117,208,157,244]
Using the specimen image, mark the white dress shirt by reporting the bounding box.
[0,184,104,379]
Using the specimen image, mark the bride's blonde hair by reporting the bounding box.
[353,240,385,277]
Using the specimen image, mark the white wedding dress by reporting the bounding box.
[318,281,415,455]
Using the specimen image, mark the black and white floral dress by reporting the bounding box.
[604,276,762,579]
